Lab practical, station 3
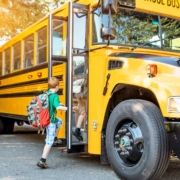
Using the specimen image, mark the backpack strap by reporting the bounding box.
[49,93,57,122]
[35,97,42,111]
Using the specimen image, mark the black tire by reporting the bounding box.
[4,120,15,133]
[3,118,15,134]
[106,100,170,180]
[0,118,5,134]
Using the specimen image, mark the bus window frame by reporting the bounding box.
[52,20,67,57]
[4,47,11,75]
[12,41,21,71]
[36,26,47,65]
[23,33,34,69]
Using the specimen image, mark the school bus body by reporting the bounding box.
[0,0,180,179]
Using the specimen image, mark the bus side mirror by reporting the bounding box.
[102,0,118,15]
[101,27,116,40]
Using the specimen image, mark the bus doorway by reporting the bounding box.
[67,2,89,152]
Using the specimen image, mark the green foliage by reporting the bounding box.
[112,8,180,49]
[0,0,65,40]
[112,9,159,45]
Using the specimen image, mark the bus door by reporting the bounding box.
[48,14,68,144]
[67,2,89,153]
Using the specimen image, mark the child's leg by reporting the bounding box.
[54,118,62,137]
[76,99,86,129]
[41,123,56,159]
[42,144,51,159]
[76,112,86,128]
[53,118,63,145]
[37,123,56,168]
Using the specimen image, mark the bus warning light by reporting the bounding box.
[28,75,33,79]
[37,72,42,77]
[147,64,157,77]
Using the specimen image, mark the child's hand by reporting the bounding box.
[73,106,79,112]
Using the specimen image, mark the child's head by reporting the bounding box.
[48,77,59,92]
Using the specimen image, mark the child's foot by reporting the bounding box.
[53,138,62,146]
[72,129,83,141]
[37,160,48,168]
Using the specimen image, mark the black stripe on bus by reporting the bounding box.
[0,88,63,98]
[0,62,48,80]
[109,53,180,67]
[0,75,63,89]
[0,113,28,121]
[0,60,66,80]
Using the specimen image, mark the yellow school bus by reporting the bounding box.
[0,0,180,179]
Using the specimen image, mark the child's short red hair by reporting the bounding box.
[48,77,59,89]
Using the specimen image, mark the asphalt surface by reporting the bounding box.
[0,124,180,180]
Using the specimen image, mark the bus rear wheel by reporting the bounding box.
[0,118,5,134]
[4,120,15,133]
[0,117,14,134]
[106,100,170,180]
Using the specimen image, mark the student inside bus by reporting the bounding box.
[5,67,10,74]
[72,69,88,141]
[26,56,34,67]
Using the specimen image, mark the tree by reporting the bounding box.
[0,0,50,40]
[112,9,180,49]
[0,0,68,42]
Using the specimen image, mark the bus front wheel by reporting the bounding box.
[106,100,170,180]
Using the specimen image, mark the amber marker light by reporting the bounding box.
[168,97,180,113]
[146,64,157,77]
[28,75,33,79]
[37,72,42,78]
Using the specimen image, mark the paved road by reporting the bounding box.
[0,124,180,180]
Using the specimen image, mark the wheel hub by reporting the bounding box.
[121,136,130,147]
[114,121,144,166]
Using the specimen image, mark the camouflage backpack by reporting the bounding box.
[27,91,51,133]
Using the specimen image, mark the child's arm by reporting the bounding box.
[53,95,67,111]
[56,106,67,111]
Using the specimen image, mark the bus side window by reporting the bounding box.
[25,56,34,67]
[4,48,10,75]
[13,42,21,71]
[52,20,66,57]
[37,27,47,64]
[24,34,34,68]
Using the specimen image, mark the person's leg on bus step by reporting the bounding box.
[72,110,86,141]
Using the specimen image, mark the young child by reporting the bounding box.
[37,77,67,168]
[72,72,88,141]
[72,99,86,141]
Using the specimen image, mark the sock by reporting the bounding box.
[41,158,46,162]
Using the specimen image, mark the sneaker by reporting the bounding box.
[37,160,48,169]
[72,130,83,141]
[53,139,62,146]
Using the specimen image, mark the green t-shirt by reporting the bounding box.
[48,90,61,124]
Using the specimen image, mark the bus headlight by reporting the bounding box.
[168,97,180,112]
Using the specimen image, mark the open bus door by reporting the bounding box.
[67,2,89,153]
[48,14,68,144]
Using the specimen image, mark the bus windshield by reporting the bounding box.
[93,8,180,51]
